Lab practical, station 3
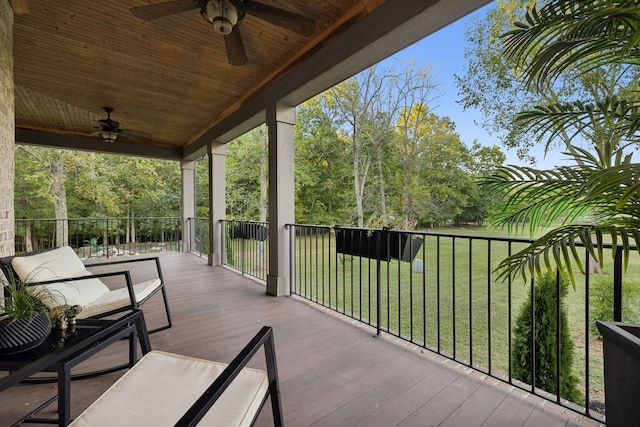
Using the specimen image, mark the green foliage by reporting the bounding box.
[295,97,353,225]
[0,272,50,320]
[589,275,640,338]
[84,237,103,254]
[15,147,182,221]
[225,128,268,220]
[512,274,582,403]
[457,0,639,161]
[481,0,640,285]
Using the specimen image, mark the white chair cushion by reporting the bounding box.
[70,350,269,427]
[28,270,110,309]
[11,246,86,282]
[77,278,161,319]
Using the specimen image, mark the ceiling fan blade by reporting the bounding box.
[224,28,248,66]
[245,1,315,37]
[99,119,120,130]
[87,131,102,137]
[130,0,197,21]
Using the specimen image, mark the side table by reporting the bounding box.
[0,309,151,426]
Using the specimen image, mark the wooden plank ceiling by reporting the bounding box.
[12,0,490,160]
[13,0,380,154]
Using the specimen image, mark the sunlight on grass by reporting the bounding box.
[288,225,640,410]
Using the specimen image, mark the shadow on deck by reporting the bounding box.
[0,253,603,426]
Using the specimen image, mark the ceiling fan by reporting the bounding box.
[88,107,152,143]
[130,0,316,66]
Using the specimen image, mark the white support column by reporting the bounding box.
[266,102,295,296]
[181,159,196,253]
[208,142,227,266]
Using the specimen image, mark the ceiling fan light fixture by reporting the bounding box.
[100,130,118,143]
[204,0,239,35]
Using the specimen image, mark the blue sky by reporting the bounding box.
[383,2,564,170]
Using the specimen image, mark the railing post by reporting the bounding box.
[376,256,381,337]
[376,230,382,336]
[613,247,623,322]
[106,218,110,258]
[241,233,246,275]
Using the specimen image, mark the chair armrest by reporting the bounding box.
[85,257,164,287]
[175,326,283,427]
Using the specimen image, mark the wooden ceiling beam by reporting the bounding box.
[9,0,29,15]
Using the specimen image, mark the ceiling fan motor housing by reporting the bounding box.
[202,0,246,34]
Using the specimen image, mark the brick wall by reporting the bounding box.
[0,1,14,257]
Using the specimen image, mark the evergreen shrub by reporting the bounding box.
[512,273,582,403]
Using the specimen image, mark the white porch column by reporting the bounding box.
[208,142,227,266]
[181,159,196,253]
[266,102,295,296]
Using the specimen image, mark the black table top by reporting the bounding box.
[0,310,149,392]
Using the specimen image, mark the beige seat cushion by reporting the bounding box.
[77,278,161,318]
[11,246,161,315]
[12,247,110,308]
[70,350,269,427]
[11,246,86,281]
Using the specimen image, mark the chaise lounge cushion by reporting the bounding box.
[69,350,269,427]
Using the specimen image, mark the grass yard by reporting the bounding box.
[226,224,640,410]
[288,225,640,410]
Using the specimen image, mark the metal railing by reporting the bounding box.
[186,217,210,257]
[220,220,269,281]
[14,217,182,258]
[286,223,640,422]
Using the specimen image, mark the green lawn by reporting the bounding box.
[226,224,640,408]
[288,225,640,408]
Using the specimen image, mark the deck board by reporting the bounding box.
[0,253,603,426]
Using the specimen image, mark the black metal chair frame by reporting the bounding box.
[175,325,284,427]
[0,252,172,334]
[1,251,172,382]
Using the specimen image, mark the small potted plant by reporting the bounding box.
[0,272,52,355]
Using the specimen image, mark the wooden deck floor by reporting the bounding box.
[0,253,603,426]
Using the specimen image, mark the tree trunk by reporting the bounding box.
[24,221,33,252]
[52,159,69,247]
[353,126,369,228]
[376,144,387,216]
[130,209,136,244]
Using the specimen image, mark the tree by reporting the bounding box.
[224,128,269,220]
[457,142,506,225]
[16,147,74,248]
[456,0,640,163]
[396,113,472,227]
[15,147,181,248]
[327,68,380,227]
[481,0,640,284]
[295,96,352,225]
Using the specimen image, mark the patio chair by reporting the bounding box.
[0,246,172,334]
[69,326,283,427]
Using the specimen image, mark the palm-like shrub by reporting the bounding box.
[485,0,640,283]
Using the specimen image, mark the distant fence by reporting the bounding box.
[14,217,182,258]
